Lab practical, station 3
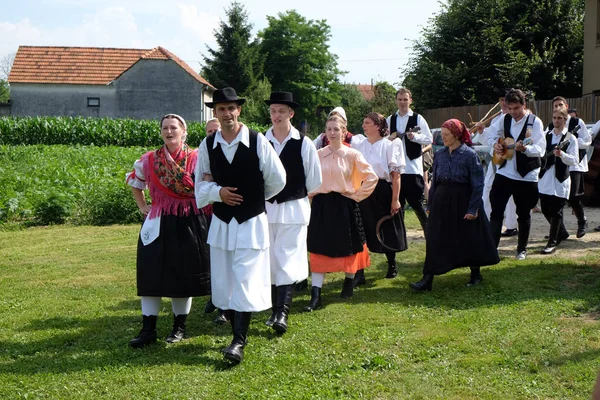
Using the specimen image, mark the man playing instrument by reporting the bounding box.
[386,88,432,236]
[549,96,591,238]
[487,89,546,260]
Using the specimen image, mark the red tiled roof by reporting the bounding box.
[8,45,213,87]
[355,84,375,101]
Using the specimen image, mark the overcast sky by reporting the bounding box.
[2,0,443,86]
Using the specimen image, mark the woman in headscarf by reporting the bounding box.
[352,112,408,284]
[126,114,211,347]
[409,119,499,291]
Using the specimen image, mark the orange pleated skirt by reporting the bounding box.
[309,243,370,273]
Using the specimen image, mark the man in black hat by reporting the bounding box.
[195,87,286,364]
[263,91,322,333]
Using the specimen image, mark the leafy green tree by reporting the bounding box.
[259,10,344,134]
[0,80,9,103]
[240,77,272,126]
[337,84,369,134]
[201,2,262,94]
[402,0,584,109]
[368,82,398,117]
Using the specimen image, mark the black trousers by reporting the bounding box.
[400,173,425,207]
[490,174,539,252]
[540,193,566,219]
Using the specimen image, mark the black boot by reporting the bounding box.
[272,285,293,334]
[467,267,483,286]
[294,279,308,292]
[541,217,561,254]
[204,298,217,314]
[265,285,277,327]
[353,269,366,288]
[571,199,587,238]
[223,311,251,364]
[129,315,158,348]
[516,219,531,254]
[490,218,503,248]
[409,274,433,291]
[413,203,428,238]
[214,308,230,325]
[340,277,354,299]
[385,252,397,279]
[303,286,322,312]
[165,314,187,343]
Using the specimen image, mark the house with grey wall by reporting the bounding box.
[7,46,214,122]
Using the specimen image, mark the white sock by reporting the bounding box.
[345,273,355,279]
[171,297,192,316]
[141,296,161,316]
[311,272,325,288]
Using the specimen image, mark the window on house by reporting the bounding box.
[87,97,100,107]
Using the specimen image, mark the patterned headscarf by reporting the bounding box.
[441,119,472,147]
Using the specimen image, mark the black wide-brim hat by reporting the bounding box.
[206,87,246,108]
[264,91,300,109]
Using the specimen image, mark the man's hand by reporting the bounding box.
[463,212,477,220]
[493,142,504,154]
[553,148,562,157]
[406,131,414,140]
[515,141,527,152]
[219,187,243,206]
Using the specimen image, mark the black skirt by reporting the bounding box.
[359,180,408,253]
[423,181,499,275]
[307,192,366,258]
[136,213,211,297]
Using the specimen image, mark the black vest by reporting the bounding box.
[500,114,541,177]
[540,132,569,182]
[547,117,586,162]
[206,129,266,224]
[267,134,308,203]
[390,113,422,160]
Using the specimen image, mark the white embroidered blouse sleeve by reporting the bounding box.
[302,136,323,193]
[125,158,147,190]
[389,137,406,174]
[195,138,223,208]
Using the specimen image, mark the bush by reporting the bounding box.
[33,193,71,225]
[0,116,269,147]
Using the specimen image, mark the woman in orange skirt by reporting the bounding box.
[304,115,377,311]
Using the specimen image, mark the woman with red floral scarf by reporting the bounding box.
[409,119,499,292]
[126,114,211,348]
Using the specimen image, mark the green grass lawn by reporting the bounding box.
[1,219,600,399]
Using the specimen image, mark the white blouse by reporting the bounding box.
[351,136,406,181]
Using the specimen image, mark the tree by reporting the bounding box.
[0,80,9,102]
[337,84,369,135]
[201,2,262,95]
[368,82,398,117]
[240,77,272,126]
[402,0,584,110]
[259,10,344,134]
[0,52,15,80]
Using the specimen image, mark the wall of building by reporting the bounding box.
[583,0,600,95]
[9,84,116,117]
[114,59,205,122]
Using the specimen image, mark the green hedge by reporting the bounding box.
[0,116,269,147]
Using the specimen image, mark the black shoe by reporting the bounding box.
[595,225,600,232]
[294,279,308,292]
[467,272,483,286]
[204,298,217,314]
[541,245,556,254]
[303,286,322,312]
[129,315,158,348]
[214,309,230,325]
[353,269,366,288]
[576,220,588,238]
[385,263,398,279]
[165,314,187,344]
[409,274,433,292]
[340,277,354,299]
[501,228,518,237]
